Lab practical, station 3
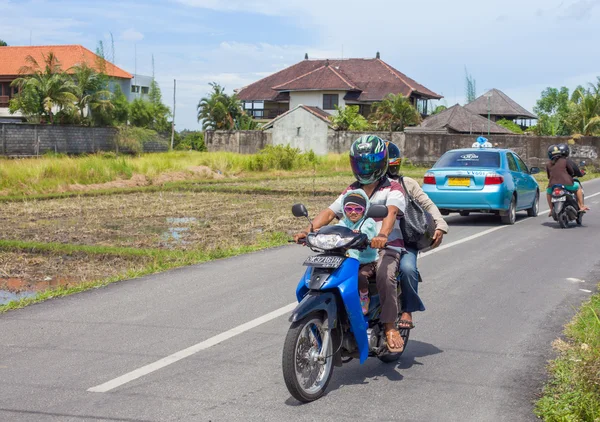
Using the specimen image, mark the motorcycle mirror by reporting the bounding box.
[529,167,541,175]
[580,160,586,166]
[292,204,309,218]
[365,204,388,219]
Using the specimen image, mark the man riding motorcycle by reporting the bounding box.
[546,143,589,216]
[385,141,448,329]
[294,135,407,352]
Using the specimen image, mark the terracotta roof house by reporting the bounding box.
[406,104,513,134]
[464,89,537,124]
[0,45,152,119]
[236,54,442,120]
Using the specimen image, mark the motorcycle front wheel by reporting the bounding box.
[282,313,334,403]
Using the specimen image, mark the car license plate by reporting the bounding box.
[448,177,471,187]
[551,197,566,202]
[303,255,344,268]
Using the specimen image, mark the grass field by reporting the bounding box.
[1,150,599,311]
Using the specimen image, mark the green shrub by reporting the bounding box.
[496,119,524,134]
[116,126,164,154]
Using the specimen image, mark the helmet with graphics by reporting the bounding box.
[349,135,388,184]
[385,141,402,177]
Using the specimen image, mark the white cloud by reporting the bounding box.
[120,28,144,42]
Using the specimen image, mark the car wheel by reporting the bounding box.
[459,211,470,217]
[501,195,517,225]
[440,209,450,216]
[527,191,539,217]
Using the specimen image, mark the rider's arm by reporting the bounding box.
[378,206,399,237]
[568,159,584,177]
[306,208,336,233]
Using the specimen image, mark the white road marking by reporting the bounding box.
[88,302,297,393]
[89,188,600,393]
[567,278,585,283]
[580,289,593,293]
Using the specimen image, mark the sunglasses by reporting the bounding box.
[344,205,365,214]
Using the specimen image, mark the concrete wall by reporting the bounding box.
[204,130,271,154]
[289,91,346,113]
[402,133,600,168]
[270,107,330,155]
[327,131,405,154]
[205,129,600,169]
[0,124,169,156]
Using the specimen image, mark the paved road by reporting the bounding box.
[2,179,600,422]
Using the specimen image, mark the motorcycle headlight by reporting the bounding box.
[307,234,355,250]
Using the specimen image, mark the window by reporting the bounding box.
[514,154,529,173]
[323,94,339,110]
[131,85,140,93]
[434,151,500,168]
[506,153,519,172]
[141,86,149,94]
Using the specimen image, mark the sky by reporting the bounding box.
[1,0,599,130]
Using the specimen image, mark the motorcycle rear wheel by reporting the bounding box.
[559,213,569,228]
[282,313,334,403]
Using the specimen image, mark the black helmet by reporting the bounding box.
[557,143,570,157]
[349,135,388,185]
[548,144,561,160]
[386,141,402,177]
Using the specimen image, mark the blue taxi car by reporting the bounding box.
[422,147,541,224]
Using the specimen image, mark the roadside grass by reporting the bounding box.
[0,150,351,197]
[535,288,600,421]
[0,231,291,313]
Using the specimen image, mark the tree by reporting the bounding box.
[197,82,243,130]
[70,62,113,122]
[329,105,371,130]
[465,67,477,104]
[566,79,600,135]
[0,40,7,47]
[496,118,524,134]
[111,85,129,125]
[369,93,422,131]
[10,53,77,123]
[147,79,171,132]
[432,105,447,115]
[533,86,571,136]
[129,98,154,128]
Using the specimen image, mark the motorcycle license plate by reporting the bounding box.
[551,197,566,202]
[303,255,344,268]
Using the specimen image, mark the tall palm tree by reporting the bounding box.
[567,79,600,136]
[69,62,113,121]
[11,53,77,123]
[197,82,242,130]
[369,93,422,131]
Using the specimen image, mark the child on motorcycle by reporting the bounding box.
[336,190,378,315]
[546,143,589,215]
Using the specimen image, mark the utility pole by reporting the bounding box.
[171,79,176,150]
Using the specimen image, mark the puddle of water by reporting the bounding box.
[0,290,37,306]
[161,217,198,247]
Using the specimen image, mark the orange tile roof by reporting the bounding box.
[0,45,132,79]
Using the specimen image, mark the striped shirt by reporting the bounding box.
[329,177,407,253]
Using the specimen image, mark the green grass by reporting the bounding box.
[535,288,600,421]
[0,232,290,313]
[0,149,350,197]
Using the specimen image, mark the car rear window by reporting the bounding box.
[434,151,500,168]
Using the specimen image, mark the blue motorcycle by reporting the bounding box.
[282,203,410,402]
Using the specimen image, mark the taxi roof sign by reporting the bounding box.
[472,136,492,148]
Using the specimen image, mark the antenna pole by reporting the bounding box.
[171,79,176,150]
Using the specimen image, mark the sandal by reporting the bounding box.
[398,319,415,330]
[385,329,404,353]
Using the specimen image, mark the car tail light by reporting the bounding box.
[484,174,504,185]
[423,173,436,184]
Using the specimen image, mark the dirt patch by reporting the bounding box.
[0,191,334,250]
[67,174,150,192]
[0,251,149,293]
[62,166,226,193]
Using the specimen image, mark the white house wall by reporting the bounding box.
[289,91,346,113]
[271,108,329,155]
